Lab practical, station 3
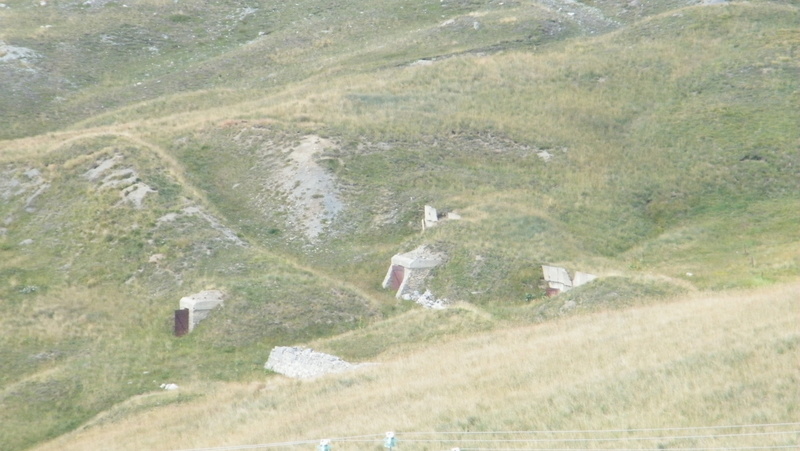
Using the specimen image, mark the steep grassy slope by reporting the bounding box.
[1,0,798,449]
[30,284,800,451]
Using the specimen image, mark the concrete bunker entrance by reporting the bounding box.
[382,245,444,298]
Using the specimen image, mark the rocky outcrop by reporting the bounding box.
[83,154,156,209]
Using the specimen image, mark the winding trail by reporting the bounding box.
[1,125,387,309]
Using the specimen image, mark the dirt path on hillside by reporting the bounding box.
[7,127,384,308]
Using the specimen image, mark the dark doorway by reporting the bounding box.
[174,308,189,337]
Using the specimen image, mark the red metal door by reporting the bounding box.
[389,265,404,291]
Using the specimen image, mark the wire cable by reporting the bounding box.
[457,446,799,451]
[397,422,800,436]
[395,430,799,443]
[168,423,798,451]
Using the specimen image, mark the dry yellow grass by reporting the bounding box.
[32,282,799,451]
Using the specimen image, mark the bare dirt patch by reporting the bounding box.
[272,135,343,241]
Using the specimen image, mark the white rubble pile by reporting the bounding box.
[402,289,449,310]
[264,346,369,380]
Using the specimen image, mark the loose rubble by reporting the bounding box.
[401,289,450,310]
[264,346,371,380]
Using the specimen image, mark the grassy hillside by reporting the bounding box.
[30,284,800,451]
[158,0,799,297]
[1,0,798,449]
[0,133,379,450]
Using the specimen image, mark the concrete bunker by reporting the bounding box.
[175,290,225,335]
[422,205,461,230]
[382,245,444,298]
[542,265,597,296]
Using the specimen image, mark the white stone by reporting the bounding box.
[84,155,122,181]
[120,182,156,208]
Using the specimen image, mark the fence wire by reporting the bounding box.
[171,423,799,451]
